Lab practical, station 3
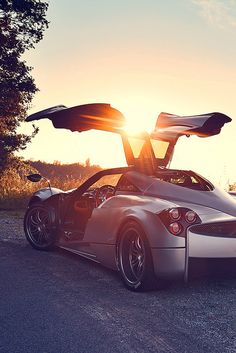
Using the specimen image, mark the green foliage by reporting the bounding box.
[0,0,49,172]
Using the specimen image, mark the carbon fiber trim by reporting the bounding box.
[190,221,236,238]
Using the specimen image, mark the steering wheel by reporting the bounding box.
[95,185,115,206]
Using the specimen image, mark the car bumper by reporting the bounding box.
[152,228,236,282]
[187,230,236,258]
[185,228,236,281]
[151,247,186,280]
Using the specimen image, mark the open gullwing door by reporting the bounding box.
[26,105,231,171]
[151,112,231,167]
[26,103,125,133]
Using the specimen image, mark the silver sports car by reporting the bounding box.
[24,103,236,291]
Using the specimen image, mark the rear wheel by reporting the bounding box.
[118,221,157,291]
[24,203,57,250]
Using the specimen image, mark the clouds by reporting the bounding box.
[192,0,236,28]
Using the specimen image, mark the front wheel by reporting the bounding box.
[24,203,57,250]
[118,221,157,291]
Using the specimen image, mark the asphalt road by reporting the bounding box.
[0,218,236,352]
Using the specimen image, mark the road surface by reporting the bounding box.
[0,211,235,353]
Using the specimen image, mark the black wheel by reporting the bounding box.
[24,203,57,250]
[118,221,157,291]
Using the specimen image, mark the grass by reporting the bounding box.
[0,163,120,210]
[0,175,87,210]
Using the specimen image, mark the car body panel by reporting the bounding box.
[143,178,236,216]
[117,170,236,217]
[82,196,185,248]
[30,187,63,203]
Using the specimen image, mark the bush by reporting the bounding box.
[0,159,100,210]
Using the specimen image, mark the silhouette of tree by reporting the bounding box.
[0,0,49,172]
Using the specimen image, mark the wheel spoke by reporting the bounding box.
[127,234,145,280]
[135,236,142,249]
[30,214,39,226]
[130,256,139,267]
[41,213,49,223]
[130,241,139,256]
[36,210,42,223]
[136,257,144,275]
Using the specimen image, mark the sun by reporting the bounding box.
[119,103,158,134]
[123,114,155,136]
[124,122,146,136]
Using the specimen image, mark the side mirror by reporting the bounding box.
[26,174,42,182]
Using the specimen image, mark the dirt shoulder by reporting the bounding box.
[0,210,25,243]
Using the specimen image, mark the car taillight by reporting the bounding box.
[168,222,182,235]
[185,210,197,223]
[169,208,181,221]
[158,207,201,237]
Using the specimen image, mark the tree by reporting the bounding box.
[0,0,49,172]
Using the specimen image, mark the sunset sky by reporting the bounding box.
[19,0,236,187]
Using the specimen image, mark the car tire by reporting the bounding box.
[118,221,157,291]
[24,202,57,251]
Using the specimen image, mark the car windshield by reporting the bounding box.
[127,136,170,160]
[150,138,169,159]
[127,137,146,158]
